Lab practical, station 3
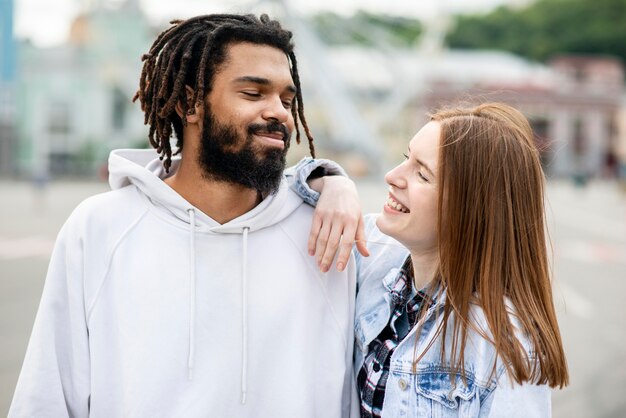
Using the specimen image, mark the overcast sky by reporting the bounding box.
[14,0,517,47]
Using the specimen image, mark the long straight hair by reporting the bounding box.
[419,102,568,388]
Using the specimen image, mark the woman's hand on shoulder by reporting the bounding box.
[308,176,369,272]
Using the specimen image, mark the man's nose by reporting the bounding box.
[262,96,290,123]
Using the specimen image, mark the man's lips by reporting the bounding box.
[253,131,287,149]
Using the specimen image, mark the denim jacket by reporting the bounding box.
[287,158,552,418]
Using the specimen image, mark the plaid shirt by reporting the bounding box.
[356,258,425,418]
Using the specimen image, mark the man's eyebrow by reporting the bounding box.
[233,76,296,93]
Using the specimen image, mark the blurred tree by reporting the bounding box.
[312,11,422,47]
[446,0,626,62]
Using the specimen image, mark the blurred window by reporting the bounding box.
[112,87,127,131]
[531,117,551,171]
[573,117,585,155]
[48,101,71,135]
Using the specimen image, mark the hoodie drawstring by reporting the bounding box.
[185,209,250,401]
[241,226,250,404]
[187,208,196,381]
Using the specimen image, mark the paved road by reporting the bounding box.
[1,178,625,417]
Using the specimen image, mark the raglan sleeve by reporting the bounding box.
[9,212,91,418]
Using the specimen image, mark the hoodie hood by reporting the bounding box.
[108,149,302,233]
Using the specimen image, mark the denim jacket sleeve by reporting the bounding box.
[285,157,348,207]
[480,374,551,418]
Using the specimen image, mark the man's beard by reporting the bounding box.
[197,108,291,195]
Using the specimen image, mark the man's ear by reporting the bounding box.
[175,85,202,124]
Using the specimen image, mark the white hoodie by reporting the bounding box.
[10,149,357,418]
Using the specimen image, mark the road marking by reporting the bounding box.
[0,236,55,260]
[547,202,626,244]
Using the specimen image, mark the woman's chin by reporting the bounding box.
[376,213,399,241]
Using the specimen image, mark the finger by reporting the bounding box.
[319,223,343,273]
[335,222,357,272]
[315,221,332,268]
[355,215,370,257]
[308,213,323,256]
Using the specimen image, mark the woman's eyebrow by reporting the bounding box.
[407,146,434,176]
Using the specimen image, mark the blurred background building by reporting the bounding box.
[13,0,154,178]
[2,0,625,180]
[328,47,625,178]
[0,0,17,176]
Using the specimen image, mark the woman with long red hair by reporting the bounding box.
[295,102,568,417]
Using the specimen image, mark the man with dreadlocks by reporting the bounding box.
[10,14,365,417]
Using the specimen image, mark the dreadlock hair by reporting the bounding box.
[132,14,315,172]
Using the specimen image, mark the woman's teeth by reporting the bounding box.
[386,197,409,213]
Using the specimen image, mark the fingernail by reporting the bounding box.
[321,264,328,272]
[336,262,344,272]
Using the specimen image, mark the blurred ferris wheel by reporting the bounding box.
[243,0,461,170]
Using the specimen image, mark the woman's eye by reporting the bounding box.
[242,91,261,97]
[402,153,409,160]
[418,171,429,182]
[282,101,293,109]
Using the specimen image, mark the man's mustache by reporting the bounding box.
[248,122,291,142]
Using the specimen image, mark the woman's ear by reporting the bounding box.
[175,85,202,125]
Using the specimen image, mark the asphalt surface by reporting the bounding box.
[1,178,625,417]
